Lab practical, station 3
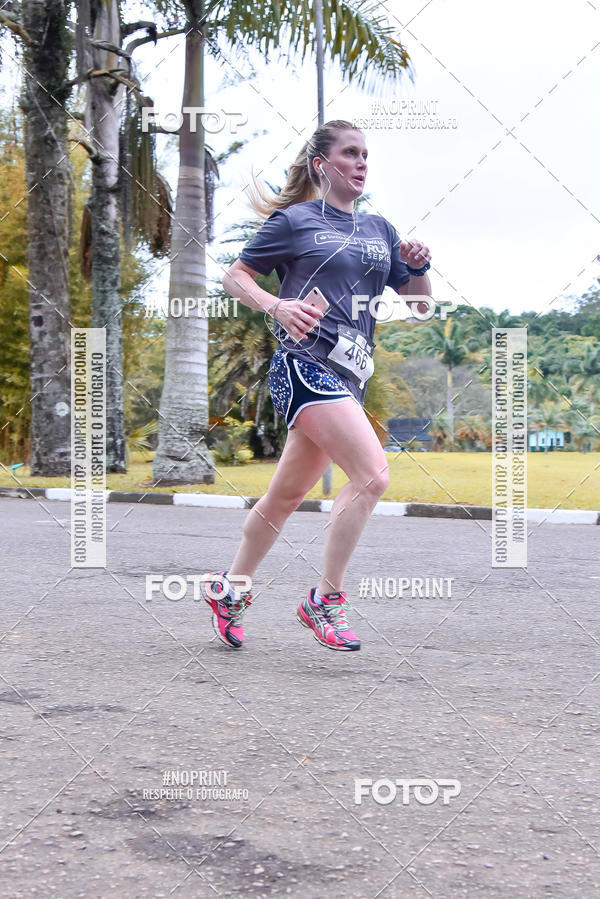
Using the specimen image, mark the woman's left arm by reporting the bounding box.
[396,239,432,296]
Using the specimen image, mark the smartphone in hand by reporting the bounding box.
[304,286,330,314]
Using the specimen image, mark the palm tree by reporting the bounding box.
[454,412,491,451]
[528,369,552,408]
[567,416,600,453]
[13,0,74,476]
[152,0,413,484]
[467,307,520,343]
[3,1,181,474]
[74,2,178,471]
[571,345,600,408]
[77,0,129,471]
[208,281,283,457]
[417,318,479,439]
[563,391,600,452]
[427,411,451,452]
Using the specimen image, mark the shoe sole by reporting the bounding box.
[296,610,360,651]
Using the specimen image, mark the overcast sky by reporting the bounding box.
[3,0,599,316]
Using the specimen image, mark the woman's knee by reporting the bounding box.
[296,402,389,498]
[280,489,308,513]
[356,462,389,499]
[262,484,307,517]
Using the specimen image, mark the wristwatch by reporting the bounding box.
[406,260,431,276]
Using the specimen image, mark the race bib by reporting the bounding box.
[326,325,375,389]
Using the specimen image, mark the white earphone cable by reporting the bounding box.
[264,162,359,353]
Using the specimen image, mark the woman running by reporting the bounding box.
[203,119,432,652]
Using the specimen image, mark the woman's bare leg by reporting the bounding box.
[293,398,389,596]
[227,426,330,581]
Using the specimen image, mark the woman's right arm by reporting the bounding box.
[222,259,280,314]
[222,259,323,343]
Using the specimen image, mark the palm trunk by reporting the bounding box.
[446,366,454,440]
[21,0,72,476]
[314,0,325,125]
[153,2,214,484]
[87,0,126,472]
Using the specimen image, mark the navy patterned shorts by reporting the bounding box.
[268,349,356,428]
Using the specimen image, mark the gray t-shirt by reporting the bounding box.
[240,199,410,403]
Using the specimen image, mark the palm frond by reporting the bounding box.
[208,0,411,92]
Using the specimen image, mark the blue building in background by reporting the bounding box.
[528,429,566,451]
[386,418,432,451]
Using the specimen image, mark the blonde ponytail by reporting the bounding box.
[247,120,360,218]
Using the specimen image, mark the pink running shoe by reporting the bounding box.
[297,588,361,651]
[202,571,252,648]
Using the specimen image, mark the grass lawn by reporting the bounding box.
[2,451,599,510]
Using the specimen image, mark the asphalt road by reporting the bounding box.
[1,497,599,898]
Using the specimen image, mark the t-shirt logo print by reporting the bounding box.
[314,230,359,246]
[359,237,390,269]
[313,232,390,271]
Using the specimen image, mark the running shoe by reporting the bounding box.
[201,571,253,648]
[296,588,361,651]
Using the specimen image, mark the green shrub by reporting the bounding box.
[212,416,254,465]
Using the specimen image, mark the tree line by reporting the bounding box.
[1,3,597,469]
[0,0,413,477]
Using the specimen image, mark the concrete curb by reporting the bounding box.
[1,486,598,524]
